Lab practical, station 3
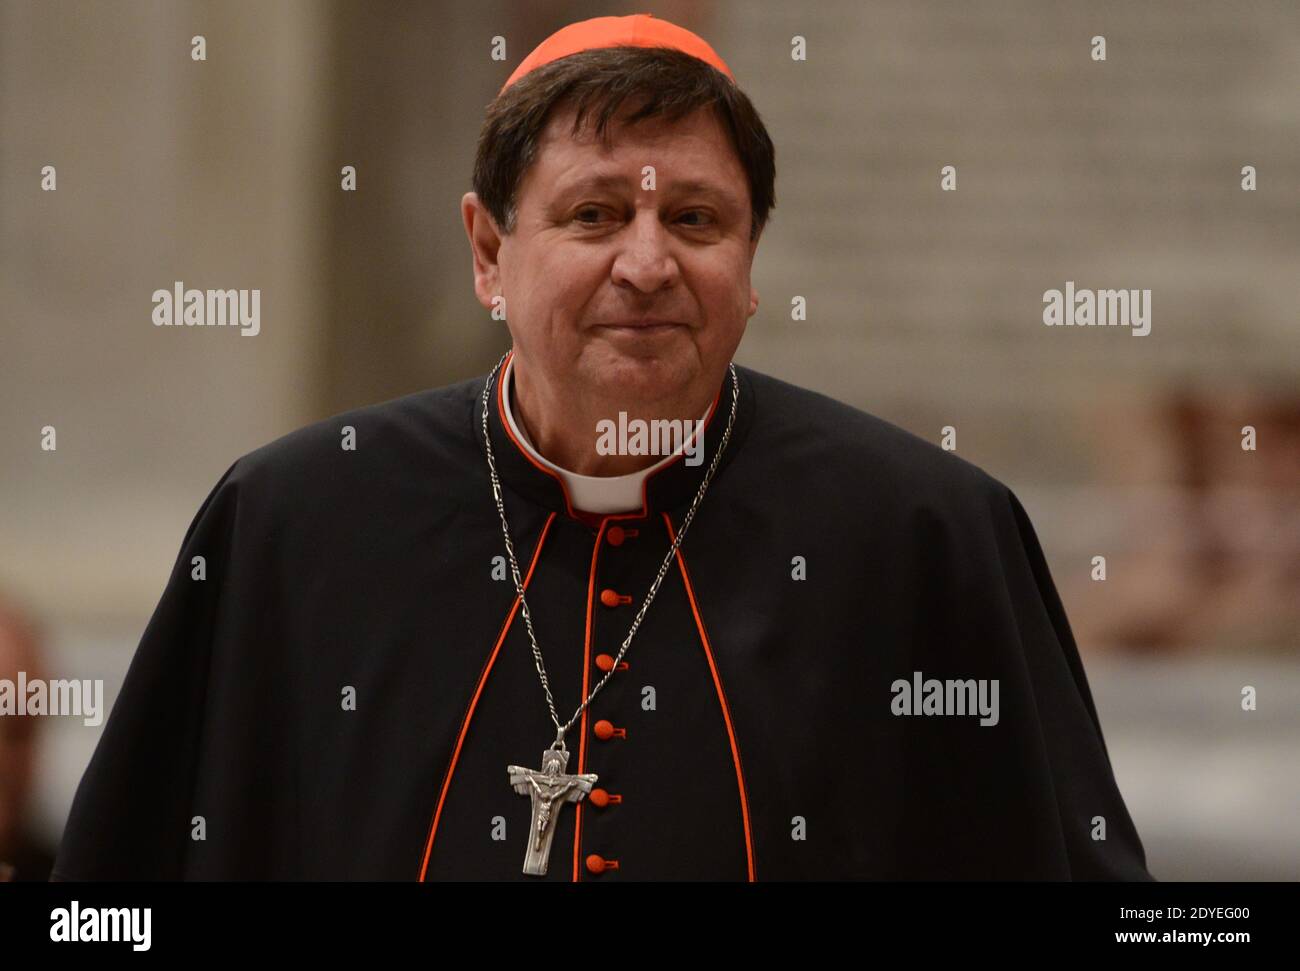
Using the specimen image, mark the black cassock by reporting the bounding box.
[54,358,1153,881]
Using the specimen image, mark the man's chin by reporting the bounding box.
[582,338,696,403]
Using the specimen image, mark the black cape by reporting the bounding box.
[53,358,1153,881]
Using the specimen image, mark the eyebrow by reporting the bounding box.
[556,173,738,206]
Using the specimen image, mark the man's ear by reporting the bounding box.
[462,192,504,312]
[747,223,763,317]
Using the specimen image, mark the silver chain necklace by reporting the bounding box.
[480,351,739,875]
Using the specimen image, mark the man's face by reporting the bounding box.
[479,101,760,408]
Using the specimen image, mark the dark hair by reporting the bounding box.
[472,46,775,241]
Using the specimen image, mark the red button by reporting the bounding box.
[589,788,622,808]
[606,527,638,547]
[599,589,621,608]
[586,854,619,874]
[593,719,625,740]
[594,653,629,673]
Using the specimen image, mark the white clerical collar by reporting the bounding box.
[501,355,715,515]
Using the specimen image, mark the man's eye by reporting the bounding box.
[677,210,713,226]
[574,206,608,224]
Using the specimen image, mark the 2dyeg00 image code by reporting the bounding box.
[1121,907,1251,921]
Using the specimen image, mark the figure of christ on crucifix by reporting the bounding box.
[507,747,599,876]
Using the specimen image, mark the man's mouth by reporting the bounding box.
[594,319,686,333]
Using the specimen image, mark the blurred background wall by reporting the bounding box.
[1,0,1296,880]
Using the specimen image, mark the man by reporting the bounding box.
[0,596,57,882]
[54,14,1152,881]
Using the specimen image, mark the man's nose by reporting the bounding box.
[610,210,680,293]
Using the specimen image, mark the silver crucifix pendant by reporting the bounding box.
[507,745,598,876]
